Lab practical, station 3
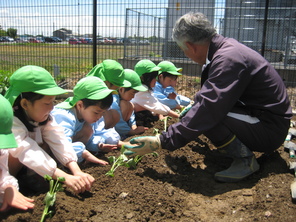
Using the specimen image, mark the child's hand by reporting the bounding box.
[133,126,149,134]
[63,174,88,193]
[98,143,118,153]
[168,92,177,100]
[73,171,95,191]
[0,186,35,212]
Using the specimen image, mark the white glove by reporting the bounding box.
[124,135,161,156]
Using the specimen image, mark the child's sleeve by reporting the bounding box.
[0,151,19,203]
[153,89,178,109]
[9,118,57,177]
[48,110,83,163]
[133,91,171,115]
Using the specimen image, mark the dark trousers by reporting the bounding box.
[204,107,290,153]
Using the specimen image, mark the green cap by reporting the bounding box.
[134,59,161,77]
[158,61,182,75]
[87,59,131,88]
[4,65,66,106]
[123,69,147,92]
[0,95,18,149]
[55,76,115,109]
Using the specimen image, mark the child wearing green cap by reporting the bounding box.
[87,59,131,134]
[0,95,35,212]
[131,59,180,127]
[85,59,132,152]
[5,65,95,194]
[52,76,117,163]
[87,59,131,89]
[110,69,148,139]
[153,61,192,110]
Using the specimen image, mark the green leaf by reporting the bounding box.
[108,156,116,164]
[105,171,115,177]
[40,176,65,222]
[57,177,65,182]
[126,159,137,169]
[151,152,159,157]
[44,174,52,181]
[56,183,64,192]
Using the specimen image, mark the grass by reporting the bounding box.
[0,43,124,77]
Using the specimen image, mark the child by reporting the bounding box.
[86,59,132,152]
[0,95,35,211]
[87,59,131,130]
[110,69,148,140]
[153,61,191,110]
[131,59,180,127]
[52,76,115,164]
[87,59,131,90]
[5,65,94,194]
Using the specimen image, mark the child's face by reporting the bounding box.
[119,88,138,101]
[22,95,55,123]
[105,81,120,90]
[159,75,178,88]
[77,102,106,124]
[150,78,157,88]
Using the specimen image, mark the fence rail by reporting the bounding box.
[0,0,296,108]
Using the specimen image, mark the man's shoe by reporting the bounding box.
[214,155,260,182]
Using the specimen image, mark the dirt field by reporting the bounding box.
[1,78,296,222]
[1,115,296,222]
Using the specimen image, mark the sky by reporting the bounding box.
[0,0,224,37]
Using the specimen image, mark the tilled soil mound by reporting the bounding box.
[1,118,296,222]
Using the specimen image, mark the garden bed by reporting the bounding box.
[1,117,296,222]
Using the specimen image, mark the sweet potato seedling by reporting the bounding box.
[105,146,158,177]
[160,116,171,132]
[40,175,65,222]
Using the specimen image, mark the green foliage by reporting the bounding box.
[195,77,201,84]
[154,116,171,134]
[0,70,12,95]
[149,52,155,57]
[153,128,160,135]
[7,28,17,39]
[40,175,65,222]
[105,146,158,177]
[160,116,171,132]
[0,29,7,36]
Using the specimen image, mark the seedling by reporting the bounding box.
[160,116,170,132]
[153,128,160,135]
[105,149,129,177]
[154,116,171,134]
[105,146,158,177]
[40,175,65,222]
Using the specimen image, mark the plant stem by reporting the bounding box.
[40,204,49,222]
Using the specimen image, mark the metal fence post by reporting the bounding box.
[92,0,97,67]
[260,0,270,57]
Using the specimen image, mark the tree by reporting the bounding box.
[0,29,7,36]
[7,28,17,39]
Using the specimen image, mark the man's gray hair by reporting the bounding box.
[172,11,217,49]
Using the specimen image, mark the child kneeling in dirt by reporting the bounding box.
[52,76,116,165]
[131,59,180,127]
[0,94,35,212]
[5,65,94,193]
[86,59,132,151]
[111,69,148,140]
[153,61,192,110]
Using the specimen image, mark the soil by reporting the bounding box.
[1,80,296,222]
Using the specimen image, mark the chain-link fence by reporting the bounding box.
[0,0,296,107]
